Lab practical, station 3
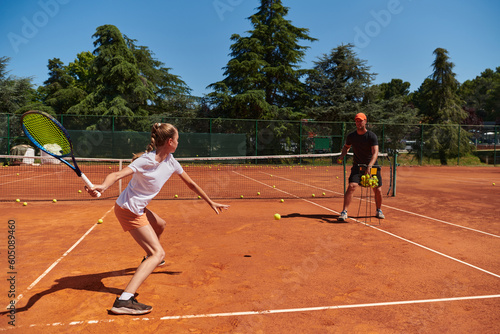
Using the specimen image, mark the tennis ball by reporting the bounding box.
[312,194,315,197]
[240,195,244,198]
[17,173,19,176]
[274,213,281,220]
[97,219,103,224]
[198,195,201,199]
[273,185,276,188]
[52,199,57,203]
[257,192,261,195]
[322,192,326,196]
[174,194,178,198]
[78,190,82,193]
[280,199,284,203]
[15,199,20,202]
[493,183,496,186]
[23,202,27,206]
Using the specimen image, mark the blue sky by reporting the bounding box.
[1,0,499,97]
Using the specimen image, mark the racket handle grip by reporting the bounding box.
[81,173,102,198]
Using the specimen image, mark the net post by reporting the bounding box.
[494,125,497,167]
[119,159,123,193]
[392,150,398,197]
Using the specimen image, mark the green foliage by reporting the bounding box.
[305,44,376,122]
[458,67,500,122]
[410,48,473,164]
[0,57,36,114]
[208,0,316,120]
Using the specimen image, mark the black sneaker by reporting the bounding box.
[142,256,166,266]
[110,297,152,315]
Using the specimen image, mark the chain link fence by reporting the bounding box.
[1,113,498,165]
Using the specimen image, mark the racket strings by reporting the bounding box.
[23,114,72,156]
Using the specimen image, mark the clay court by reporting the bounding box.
[1,165,500,333]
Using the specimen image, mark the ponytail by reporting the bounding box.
[133,123,177,161]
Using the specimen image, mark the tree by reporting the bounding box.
[68,24,152,129]
[66,51,95,93]
[305,44,376,122]
[459,67,500,123]
[124,36,193,117]
[412,48,470,164]
[40,58,87,114]
[207,0,316,120]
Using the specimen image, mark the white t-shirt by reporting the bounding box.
[116,151,184,215]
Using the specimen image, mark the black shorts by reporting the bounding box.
[348,165,383,187]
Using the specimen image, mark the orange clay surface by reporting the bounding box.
[1,166,499,333]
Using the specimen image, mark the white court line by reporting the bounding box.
[4,206,115,310]
[379,203,500,238]
[160,294,500,320]
[234,171,500,279]
[0,171,67,186]
[3,294,499,330]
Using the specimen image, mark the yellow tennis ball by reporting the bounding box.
[257,192,261,195]
[23,202,27,206]
[240,195,244,198]
[312,194,315,197]
[52,199,57,203]
[322,192,326,196]
[17,173,19,176]
[198,195,201,199]
[15,199,20,202]
[97,219,103,224]
[274,213,281,220]
[273,185,276,188]
[78,190,82,193]
[280,199,284,203]
[174,194,178,198]
[493,183,496,186]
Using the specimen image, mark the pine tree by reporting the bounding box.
[305,44,375,122]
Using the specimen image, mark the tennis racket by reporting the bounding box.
[21,110,101,197]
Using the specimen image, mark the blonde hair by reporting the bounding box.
[132,123,177,161]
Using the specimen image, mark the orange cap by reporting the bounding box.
[355,113,367,121]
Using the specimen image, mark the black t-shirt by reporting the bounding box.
[346,130,378,165]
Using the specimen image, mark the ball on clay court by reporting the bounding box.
[312,194,315,197]
[274,213,281,220]
[97,219,103,224]
[273,185,276,188]
[198,195,201,199]
[240,195,244,198]
[322,192,326,196]
[52,199,57,203]
[257,192,261,195]
[15,199,20,203]
[23,202,27,206]
[78,190,82,193]
[174,194,178,198]
[493,183,496,186]
[280,199,284,203]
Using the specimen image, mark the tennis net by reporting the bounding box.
[0,153,393,201]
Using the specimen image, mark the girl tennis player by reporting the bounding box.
[86,123,229,315]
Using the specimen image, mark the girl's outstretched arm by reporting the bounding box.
[177,171,230,214]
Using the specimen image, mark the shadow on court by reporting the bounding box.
[0,268,181,315]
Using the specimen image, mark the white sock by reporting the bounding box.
[119,292,134,301]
